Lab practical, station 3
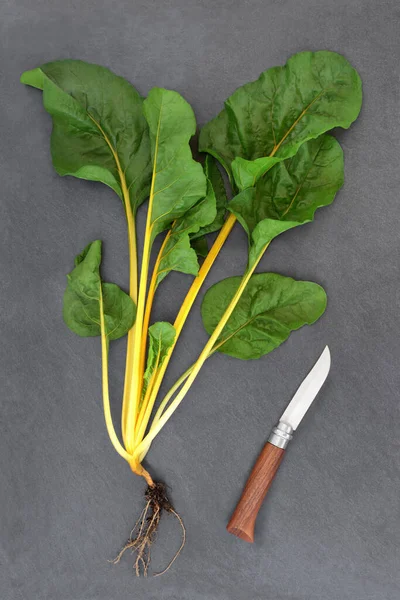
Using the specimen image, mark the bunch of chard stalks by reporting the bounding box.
[21,50,362,575]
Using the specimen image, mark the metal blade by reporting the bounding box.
[280,346,331,430]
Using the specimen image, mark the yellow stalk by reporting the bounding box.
[120,182,138,444]
[133,213,237,446]
[85,113,138,446]
[124,216,153,453]
[99,287,133,462]
[135,365,194,463]
[135,229,172,426]
[133,242,269,460]
[124,111,162,453]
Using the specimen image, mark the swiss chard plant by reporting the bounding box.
[21,50,362,575]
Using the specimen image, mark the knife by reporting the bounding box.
[226,346,331,543]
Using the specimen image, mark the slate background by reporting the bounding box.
[1,1,399,599]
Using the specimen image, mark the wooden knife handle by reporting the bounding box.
[226,442,285,543]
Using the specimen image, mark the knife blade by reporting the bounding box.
[227,346,331,543]
[280,345,331,430]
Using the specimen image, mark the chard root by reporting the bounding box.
[111,482,185,577]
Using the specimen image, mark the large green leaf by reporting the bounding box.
[199,50,362,186]
[63,240,136,340]
[229,135,344,267]
[143,88,207,240]
[21,60,152,213]
[141,322,176,402]
[201,273,327,359]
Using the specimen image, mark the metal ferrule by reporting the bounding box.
[268,421,293,449]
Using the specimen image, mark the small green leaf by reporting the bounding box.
[191,235,208,258]
[191,155,227,239]
[156,233,199,286]
[141,322,176,401]
[143,88,207,240]
[201,273,327,359]
[21,60,152,213]
[231,156,283,191]
[199,50,362,184]
[154,169,217,287]
[229,135,344,267]
[63,240,135,340]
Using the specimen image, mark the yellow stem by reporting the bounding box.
[124,218,153,453]
[133,213,237,446]
[99,287,133,462]
[121,183,138,444]
[85,113,139,446]
[133,243,268,460]
[124,111,162,453]
[135,364,194,463]
[135,229,172,429]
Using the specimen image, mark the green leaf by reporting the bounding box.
[63,240,136,340]
[21,60,152,212]
[201,273,327,359]
[231,156,283,191]
[229,135,344,267]
[199,50,362,185]
[191,155,227,239]
[143,88,207,240]
[154,177,217,287]
[141,322,176,402]
[156,233,199,286]
[191,235,208,258]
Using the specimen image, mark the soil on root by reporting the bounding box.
[111,482,185,577]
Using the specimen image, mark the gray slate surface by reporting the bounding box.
[1,1,399,599]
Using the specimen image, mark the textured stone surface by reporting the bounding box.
[1,1,399,598]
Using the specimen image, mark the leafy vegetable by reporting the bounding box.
[124,86,209,453]
[63,240,136,340]
[135,130,345,458]
[201,274,327,359]
[21,50,362,576]
[199,50,362,186]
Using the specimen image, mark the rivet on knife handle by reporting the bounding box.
[226,423,293,543]
[227,346,331,543]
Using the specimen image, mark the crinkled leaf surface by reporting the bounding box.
[141,322,176,402]
[199,50,362,185]
[143,88,207,240]
[63,240,136,340]
[229,135,344,267]
[21,60,152,212]
[201,273,327,359]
